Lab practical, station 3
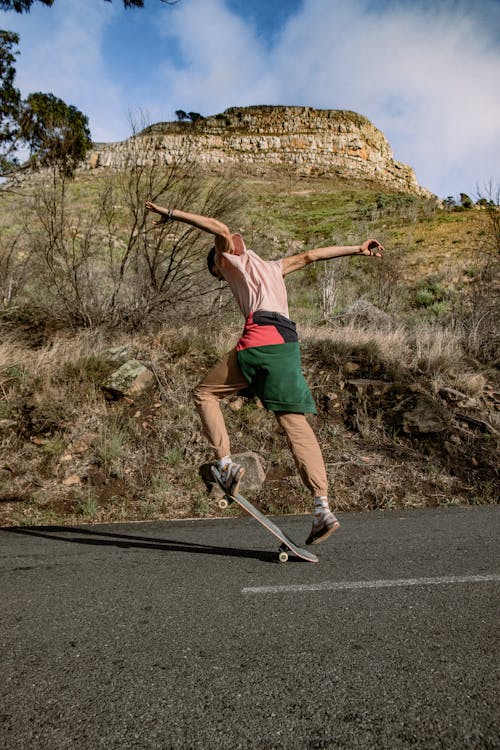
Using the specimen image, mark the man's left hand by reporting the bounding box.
[360,239,384,257]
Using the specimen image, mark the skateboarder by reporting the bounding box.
[145,201,383,544]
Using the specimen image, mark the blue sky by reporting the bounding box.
[3,0,500,198]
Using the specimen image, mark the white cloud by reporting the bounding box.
[278,0,500,195]
[5,0,499,196]
[155,0,500,196]
[8,0,127,142]
[155,0,272,117]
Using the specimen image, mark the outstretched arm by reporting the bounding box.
[282,239,384,276]
[145,202,234,254]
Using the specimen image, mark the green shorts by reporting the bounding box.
[237,341,316,415]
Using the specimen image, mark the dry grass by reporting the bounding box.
[411,325,470,377]
[1,315,497,528]
[301,320,485,388]
[303,322,410,368]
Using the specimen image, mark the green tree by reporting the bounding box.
[20,92,92,176]
[0,29,21,171]
[0,0,53,9]
[0,0,177,10]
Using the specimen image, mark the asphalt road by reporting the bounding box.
[1,505,499,750]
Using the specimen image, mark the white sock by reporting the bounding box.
[218,455,232,471]
[313,496,330,524]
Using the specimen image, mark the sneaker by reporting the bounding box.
[305,511,340,545]
[219,461,245,497]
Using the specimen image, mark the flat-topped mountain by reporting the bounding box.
[87,105,428,195]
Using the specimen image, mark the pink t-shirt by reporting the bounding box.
[216,234,289,319]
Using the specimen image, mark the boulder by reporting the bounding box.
[400,394,450,434]
[334,299,393,328]
[102,359,155,399]
[200,451,266,496]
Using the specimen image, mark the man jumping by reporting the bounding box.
[145,201,383,545]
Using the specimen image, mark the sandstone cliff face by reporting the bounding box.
[87,105,427,194]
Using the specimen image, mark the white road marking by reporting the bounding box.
[242,574,500,595]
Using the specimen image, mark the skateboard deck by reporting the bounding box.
[211,466,318,563]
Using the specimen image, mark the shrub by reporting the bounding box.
[3,124,242,330]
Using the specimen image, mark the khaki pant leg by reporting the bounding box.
[193,349,248,459]
[274,412,328,497]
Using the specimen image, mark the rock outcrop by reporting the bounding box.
[102,359,154,399]
[86,105,428,195]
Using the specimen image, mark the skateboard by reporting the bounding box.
[211,466,318,564]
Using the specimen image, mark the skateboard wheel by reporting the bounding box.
[217,498,229,510]
[278,550,289,563]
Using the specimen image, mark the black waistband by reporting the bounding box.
[253,311,298,342]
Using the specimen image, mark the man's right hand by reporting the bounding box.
[145,202,171,225]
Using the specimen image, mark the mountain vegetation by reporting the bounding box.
[0,148,498,527]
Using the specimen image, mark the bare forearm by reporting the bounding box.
[148,204,229,235]
[282,238,383,276]
[145,202,230,238]
[170,208,230,237]
[307,245,362,262]
[282,246,357,275]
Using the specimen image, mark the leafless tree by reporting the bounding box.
[6,118,242,329]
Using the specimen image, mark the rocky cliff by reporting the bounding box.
[87,105,428,194]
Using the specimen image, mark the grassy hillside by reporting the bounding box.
[0,167,498,527]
